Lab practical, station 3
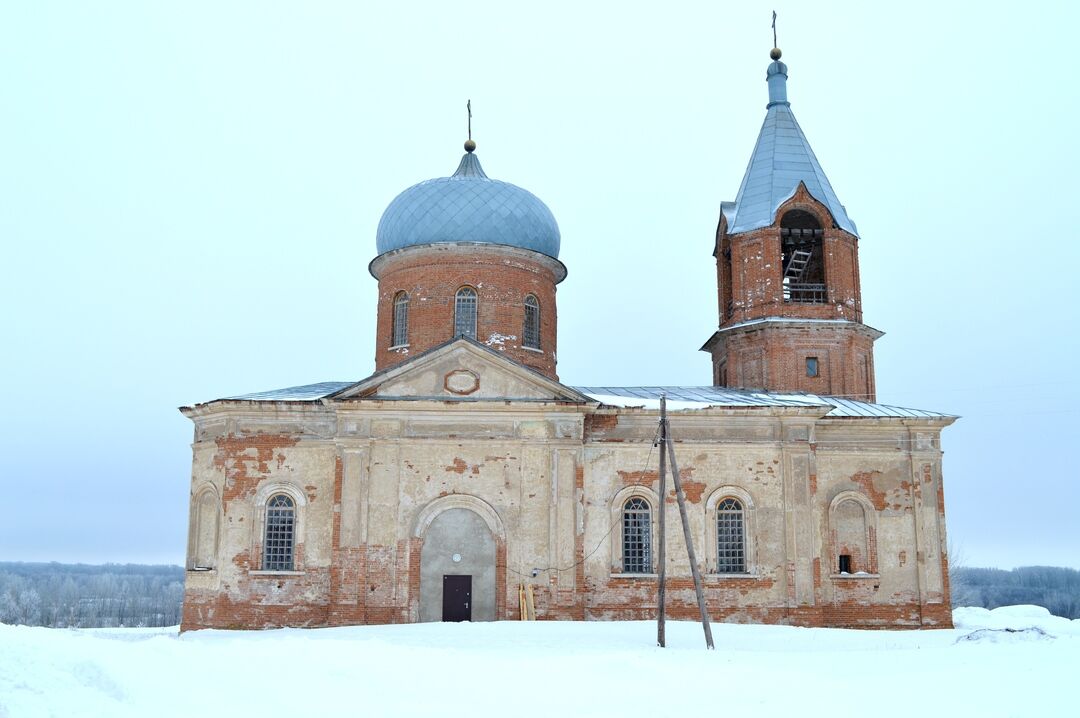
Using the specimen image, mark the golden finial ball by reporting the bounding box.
[770,47,782,61]
[464,139,476,152]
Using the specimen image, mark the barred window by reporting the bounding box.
[716,497,746,573]
[523,295,540,349]
[391,291,409,347]
[263,494,295,571]
[622,497,652,573]
[455,287,477,339]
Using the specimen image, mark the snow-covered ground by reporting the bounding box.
[2,606,1077,718]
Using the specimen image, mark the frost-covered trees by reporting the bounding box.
[0,563,183,627]
[951,565,1080,618]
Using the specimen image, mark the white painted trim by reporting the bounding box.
[704,485,756,574]
[609,485,660,574]
[412,493,505,541]
[828,490,879,574]
[249,571,306,577]
[250,482,308,571]
[188,483,221,571]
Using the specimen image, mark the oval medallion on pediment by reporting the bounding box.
[444,369,480,396]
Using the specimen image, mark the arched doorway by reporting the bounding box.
[418,506,498,622]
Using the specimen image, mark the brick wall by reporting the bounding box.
[717,185,863,327]
[709,321,878,400]
[370,244,563,379]
[710,185,878,399]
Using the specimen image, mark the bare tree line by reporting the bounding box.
[0,562,183,628]
[951,565,1080,618]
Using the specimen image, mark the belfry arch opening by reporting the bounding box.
[780,210,826,303]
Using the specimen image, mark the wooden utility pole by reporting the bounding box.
[664,411,715,649]
[656,396,715,650]
[656,398,668,648]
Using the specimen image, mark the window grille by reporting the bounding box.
[716,497,746,573]
[455,287,477,339]
[264,494,295,571]
[523,295,540,349]
[622,497,652,573]
[391,291,409,347]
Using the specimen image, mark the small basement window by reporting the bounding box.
[806,356,819,377]
[838,554,852,574]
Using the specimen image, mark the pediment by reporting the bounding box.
[331,338,589,403]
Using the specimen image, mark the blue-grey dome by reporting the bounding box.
[376,152,561,259]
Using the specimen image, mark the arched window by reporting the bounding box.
[622,497,652,574]
[716,497,746,573]
[263,494,296,571]
[523,295,540,349]
[455,287,477,339]
[391,291,409,347]
[780,209,826,303]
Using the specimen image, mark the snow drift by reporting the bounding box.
[1,606,1077,717]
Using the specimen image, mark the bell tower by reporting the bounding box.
[701,45,882,400]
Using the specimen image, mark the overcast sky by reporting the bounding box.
[2,1,1077,570]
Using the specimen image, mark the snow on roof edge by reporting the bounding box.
[194,382,954,420]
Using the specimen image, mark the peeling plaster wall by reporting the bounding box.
[181,397,952,631]
[182,431,339,630]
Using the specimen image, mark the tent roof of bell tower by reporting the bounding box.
[726,52,859,237]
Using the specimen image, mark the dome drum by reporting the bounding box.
[373,243,560,379]
[371,149,564,378]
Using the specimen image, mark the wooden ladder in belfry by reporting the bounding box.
[518,584,536,620]
[784,249,813,281]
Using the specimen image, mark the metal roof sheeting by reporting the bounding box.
[224,382,353,402]
[574,386,951,418]
[212,382,951,419]
[375,152,561,259]
[727,61,858,237]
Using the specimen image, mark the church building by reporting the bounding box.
[179,46,955,631]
